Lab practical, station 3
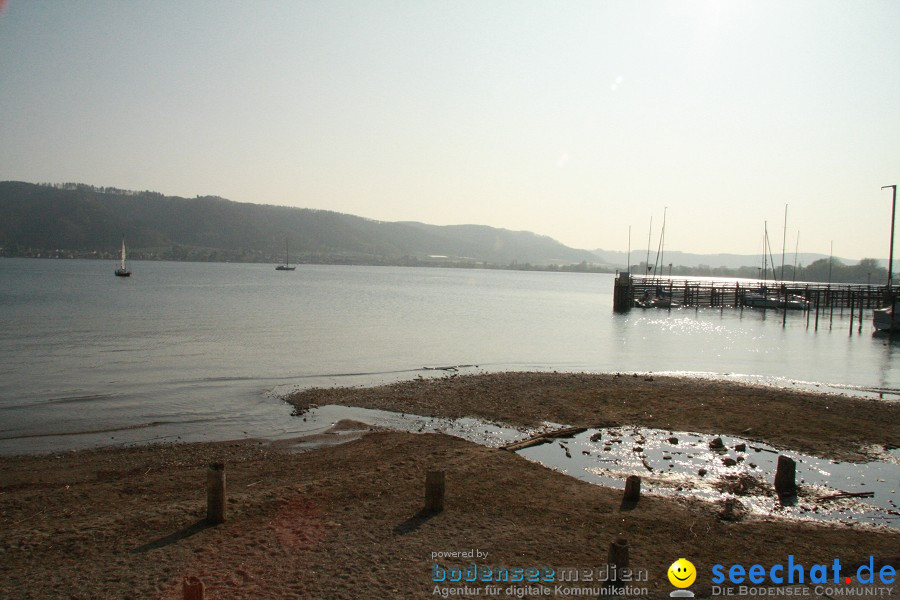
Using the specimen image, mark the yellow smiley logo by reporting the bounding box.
[668,558,696,588]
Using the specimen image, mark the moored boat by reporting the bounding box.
[873,302,899,332]
[275,239,296,271]
[634,287,680,309]
[742,289,779,309]
[778,294,810,311]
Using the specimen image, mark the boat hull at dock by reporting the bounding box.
[873,303,899,332]
[742,293,780,309]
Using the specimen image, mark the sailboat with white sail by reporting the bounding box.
[114,237,131,277]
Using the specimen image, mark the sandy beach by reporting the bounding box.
[1,373,897,599]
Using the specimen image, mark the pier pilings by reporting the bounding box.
[615,275,894,319]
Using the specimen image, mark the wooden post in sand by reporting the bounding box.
[182,576,204,600]
[623,475,641,502]
[607,538,629,586]
[425,470,445,513]
[206,463,226,525]
[774,455,796,498]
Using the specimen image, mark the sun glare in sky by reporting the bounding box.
[0,1,898,260]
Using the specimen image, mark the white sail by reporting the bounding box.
[115,237,131,276]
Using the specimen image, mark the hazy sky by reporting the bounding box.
[2,1,899,259]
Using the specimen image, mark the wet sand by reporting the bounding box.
[1,373,897,599]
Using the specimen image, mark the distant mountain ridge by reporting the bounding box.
[0,181,599,266]
[2,182,886,275]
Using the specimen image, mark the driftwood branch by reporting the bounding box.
[500,427,586,451]
[819,491,875,501]
[501,437,552,451]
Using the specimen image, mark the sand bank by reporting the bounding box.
[288,372,900,461]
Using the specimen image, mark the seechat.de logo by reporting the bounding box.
[668,558,697,598]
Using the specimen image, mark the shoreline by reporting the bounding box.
[3,370,896,460]
[1,373,898,598]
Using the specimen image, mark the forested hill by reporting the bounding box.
[0,182,601,267]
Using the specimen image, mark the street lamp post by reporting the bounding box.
[883,185,897,300]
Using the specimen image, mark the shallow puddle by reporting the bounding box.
[293,405,899,529]
[516,427,899,528]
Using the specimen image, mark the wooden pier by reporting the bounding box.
[613,273,896,330]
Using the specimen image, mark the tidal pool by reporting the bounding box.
[292,405,899,529]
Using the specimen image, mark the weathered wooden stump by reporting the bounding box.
[607,538,629,586]
[206,463,226,525]
[623,475,641,503]
[774,455,796,498]
[425,470,445,513]
[183,576,204,600]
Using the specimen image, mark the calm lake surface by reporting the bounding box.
[1,258,897,455]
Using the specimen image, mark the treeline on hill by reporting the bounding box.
[0,181,601,268]
[633,258,889,285]
[1,182,890,283]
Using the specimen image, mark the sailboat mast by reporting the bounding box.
[828,241,834,285]
[884,185,897,292]
[659,207,667,277]
[765,227,778,282]
[121,238,126,270]
[627,225,631,275]
[645,217,653,274]
[653,207,667,277]
[781,204,787,282]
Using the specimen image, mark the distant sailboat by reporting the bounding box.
[275,239,296,271]
[114,237,131,277]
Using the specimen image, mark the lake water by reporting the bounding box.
[0,258,897,455]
